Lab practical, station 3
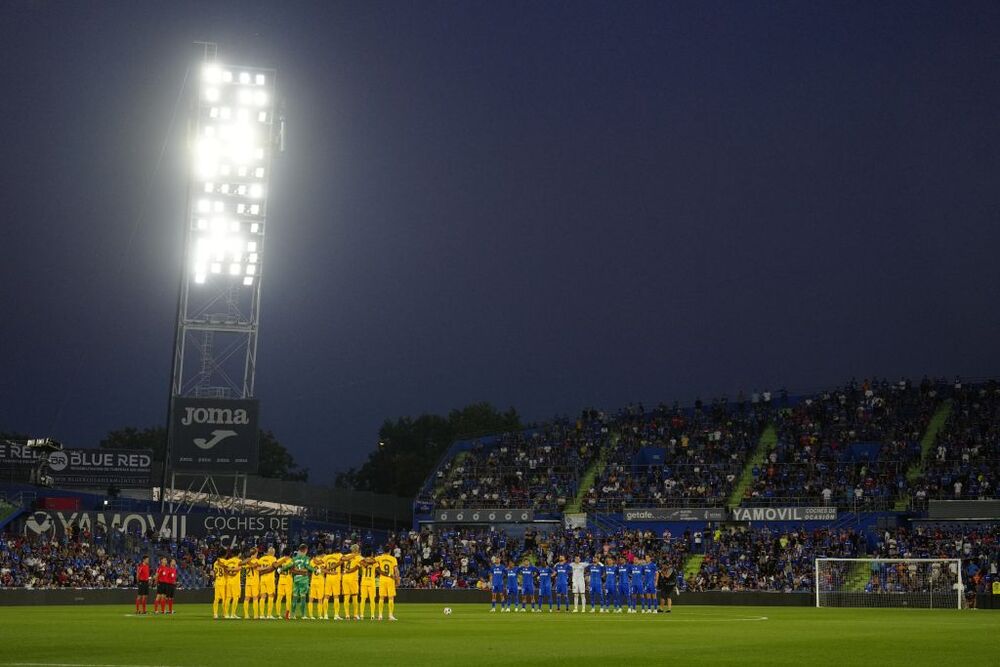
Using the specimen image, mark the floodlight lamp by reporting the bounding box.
[255,74,265,85]
[229,263,241,276]
[205,87,220,102]
[243,276,254,286]
[249,184,263,198]
[211,262,222,274]
[197,199,210,213]
[239,71,251,84]
[203,65,221,83]
[254,91,267,106]
[195,273,206,284]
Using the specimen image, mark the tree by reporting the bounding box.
[335,402,521,497]
[99,426,308,481]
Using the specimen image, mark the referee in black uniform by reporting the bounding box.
[658,563,677,613]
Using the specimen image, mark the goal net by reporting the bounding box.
[815,558,963,609]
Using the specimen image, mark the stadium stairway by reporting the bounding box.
[683,553,705,581]
[893,399,953,511]
[726,423,777,507]
[843,560,871,592]
[565,431,619,514]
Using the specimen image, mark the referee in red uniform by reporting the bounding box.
[136,556,150,615]
[163,558,179,614]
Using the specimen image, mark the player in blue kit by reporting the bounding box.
[588,557,605,613]
[518,560,538,612]
[537,562,554,612]
[503,560,519,612]
[643,557,658,613]
[617,557,630,614]
[489,557,506,612]
[604,558,619,612]
[629,558,644,613]
[554,557,571,611]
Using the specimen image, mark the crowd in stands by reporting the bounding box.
[584,399,771,511]
[912,381,1000,504]
[3,520,998,594]
[420,376,1000,513]
[743,378,938,509]
[427,416,608,512]
[687,525,864,592]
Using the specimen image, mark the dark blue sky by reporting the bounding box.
[2,1,998,481]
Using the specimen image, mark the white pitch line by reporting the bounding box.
[8,663,185,667]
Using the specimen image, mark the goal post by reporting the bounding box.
[815,558,963,609]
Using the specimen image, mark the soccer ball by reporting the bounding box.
[443,607,452,615]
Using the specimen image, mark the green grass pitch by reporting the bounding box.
[0,604,996,666]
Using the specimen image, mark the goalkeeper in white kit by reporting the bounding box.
[570,555,588,612]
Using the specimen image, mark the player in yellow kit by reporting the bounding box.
[257,547,278,619]
[358,554,379,620]
[307,553,326,619]
[242,548,261,620]
[341,546,362,620]
[376,550,400,621]
[275,550,294,619]
[322,551,343,620]
[212,556,227,619]
[224,551,243,619]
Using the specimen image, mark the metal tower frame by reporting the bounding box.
[161,44,278,512]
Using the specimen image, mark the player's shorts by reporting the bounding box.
[138,581,150,596]
[572,580,585,594]
[555,584,568,595]
[539,586,552,598]
[645,582,657,595]
[325,575,341,597]
[165,583,176,599]
[590,583,603,594]
[309,579,325,599]
[226,578,242,598]
[245,580,260,598]
[156,582,168,595]
[360,582,376,599]
[260,576,276,596]
[506,587,519,597]
[658,584,676,599]
[379,579,396,598]
[522,586,535,597]
[491,582,503,594]
[277,578,293,596]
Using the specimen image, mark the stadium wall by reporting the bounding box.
[3,589,995,608]
[0,589,817,606]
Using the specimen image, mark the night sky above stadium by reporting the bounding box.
[1,1,999,481]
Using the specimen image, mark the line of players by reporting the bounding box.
[212,543,401,621]
[489,555,677,614]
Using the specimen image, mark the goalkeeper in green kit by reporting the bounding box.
[281,544,315,620]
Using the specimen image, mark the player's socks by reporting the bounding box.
[168,599,173,613]
[388,599,395,617]
[378,598,384,618]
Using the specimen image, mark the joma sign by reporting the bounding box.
[170,398,259,473]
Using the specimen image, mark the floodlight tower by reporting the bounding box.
[162,47,279,511]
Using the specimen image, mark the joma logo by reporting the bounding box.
[180,407,249,426]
